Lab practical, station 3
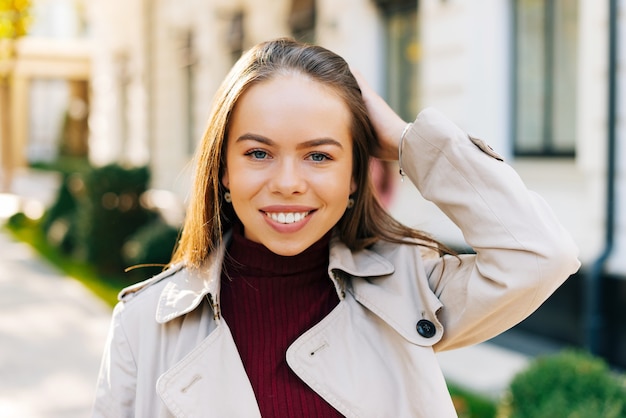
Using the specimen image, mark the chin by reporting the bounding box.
[266,242,309,257]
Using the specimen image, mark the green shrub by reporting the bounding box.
[499,350,626,418]
[449,384,496,418]
[41,172,81,253]
[30,156,91,175]
[72,164,156,276]
[38,162,182,282]
[6,212,30,229]
[122,219,180,280]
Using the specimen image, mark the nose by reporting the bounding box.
[269,158,307,195]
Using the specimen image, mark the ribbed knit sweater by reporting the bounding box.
[220,225,343,417]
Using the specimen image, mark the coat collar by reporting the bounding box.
[155,235,226,324]
[155,232,395,323]
[328,235,395,278]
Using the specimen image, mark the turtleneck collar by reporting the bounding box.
[224,222,332,277]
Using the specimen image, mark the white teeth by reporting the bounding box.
[266,211,309,224]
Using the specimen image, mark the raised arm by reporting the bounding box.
[354,72,581,350]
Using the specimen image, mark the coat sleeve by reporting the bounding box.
[401,108,581,352]
[91,302,137,417]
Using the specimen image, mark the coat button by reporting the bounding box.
[416,319,436,338]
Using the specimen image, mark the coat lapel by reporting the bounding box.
[286,295,457,418]
[328,238,444,346]
[156,321,261,418]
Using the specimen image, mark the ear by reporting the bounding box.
[221,168,229,189]
[350,178,357,194]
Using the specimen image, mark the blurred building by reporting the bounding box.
[16,0,620,366]
[1,0,91,167]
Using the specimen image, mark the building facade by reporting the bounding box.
[0,0,91,192]
[83,0,625,365]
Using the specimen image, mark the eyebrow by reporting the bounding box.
[236,133,344,150]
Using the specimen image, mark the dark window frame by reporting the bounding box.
[380,1,419,122]
[511,0,578,158]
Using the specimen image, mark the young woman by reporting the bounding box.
[93,38,580,417]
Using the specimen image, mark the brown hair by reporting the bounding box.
[171,38,453,267]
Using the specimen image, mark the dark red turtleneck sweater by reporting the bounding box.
[219,226,343,418]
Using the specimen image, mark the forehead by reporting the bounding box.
[228,74,352,145]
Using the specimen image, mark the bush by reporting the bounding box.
[40,163,163,280]
[122,219,180,280]
[449,384,496,418]
[6,212,30,229]
[72,164,156,276]
[41,172,81,253]
[498,350,626,418]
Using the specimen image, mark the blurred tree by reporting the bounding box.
[0,0,31,191]
[0,0,31,38]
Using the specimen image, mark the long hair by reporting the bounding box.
[171,38,453,267]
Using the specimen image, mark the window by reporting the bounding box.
[513,0,578,157]
[381,1,419,122]
[372,0,418,207]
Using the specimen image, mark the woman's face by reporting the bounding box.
[222,73,356,256]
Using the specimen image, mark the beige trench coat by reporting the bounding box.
[92,108,580,417]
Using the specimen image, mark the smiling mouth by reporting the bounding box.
[264,211,311,224]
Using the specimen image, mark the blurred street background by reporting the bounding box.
[0,170,110,417]
[0,228,110,417]
[1,0,625,417]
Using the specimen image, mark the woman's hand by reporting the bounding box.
[352,69,409,161]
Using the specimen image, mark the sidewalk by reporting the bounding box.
[0,230,112,418]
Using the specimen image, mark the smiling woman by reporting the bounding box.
[93,38,580,418]
[222,74,355,256]
[170,37,444,268]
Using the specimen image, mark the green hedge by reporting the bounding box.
[122,219,180,280]
[41,163,179,283]
[499,350,626,418]
[449,384,496,418]
[73,164,156,275]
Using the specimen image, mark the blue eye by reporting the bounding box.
[246,150,268,159]
[309,153,329,162]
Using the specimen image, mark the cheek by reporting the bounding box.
[228,171,266,204]
[222,150,249,194]
[330,166,356,201]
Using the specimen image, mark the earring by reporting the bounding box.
[347,197,354,209]
[224,191,232,203]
